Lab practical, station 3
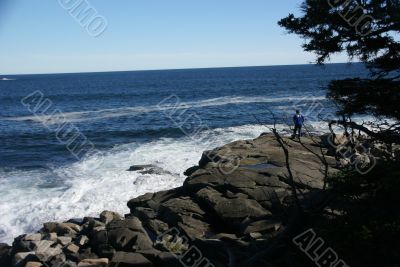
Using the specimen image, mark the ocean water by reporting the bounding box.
[0,63,369,243]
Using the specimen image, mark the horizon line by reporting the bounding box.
[2,61,360,76]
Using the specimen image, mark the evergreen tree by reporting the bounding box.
[279,0,400,142]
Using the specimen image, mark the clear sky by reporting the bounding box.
[0,0,348,74]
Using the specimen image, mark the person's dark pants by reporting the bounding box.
[293,124,302,137]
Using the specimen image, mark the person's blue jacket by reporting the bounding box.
[293,114,304,126]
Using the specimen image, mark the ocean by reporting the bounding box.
[0,63,369,243]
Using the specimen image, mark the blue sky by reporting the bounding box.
[0,0,348,74]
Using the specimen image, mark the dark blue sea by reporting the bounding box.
[0,63,369,243]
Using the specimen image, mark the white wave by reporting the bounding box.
[0,120,337,244]
[0,123,275,244]
[2,95,326,125]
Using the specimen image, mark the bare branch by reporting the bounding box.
[252,112,301,208]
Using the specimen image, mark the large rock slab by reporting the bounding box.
[77,258,109,267]
[107,219,153,252]
[127,188,185,212]
[158,197,210,238]
[110,252,153,267]
[196,187,271,230]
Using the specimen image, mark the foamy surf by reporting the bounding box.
[0,123,269,243]
[1,95,327,125]
[0,120,342,244]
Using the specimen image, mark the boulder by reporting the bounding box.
[131,207,157,221]
[158,197,210,238]
[65,243,80,254]
[48,253,67,266]
[45,233,58,241]
[183,165,200,177]
[31,240,54,251]
[158,197,205,222]
[196,187,270,229]
[95,244,116,259]
[110,252,153,267]
[107,218,146,233]
[198,149,229,168]
[107,219,153,252]
[90,228,108,246]
[66,218,85,225]
[77,258,109,267]
[77,247,99,261]
[24,234,42,242]
[59,260,78,267]
[38,246,64,263]
[127,193,155,210]
[13,252,35,266]
[108,228,153,251]
[183,171,225,188]
[127,188,184,212]
[135,248,161,262]
[146,219,170,237]
[242,220,281,234]
[57,236,72,246]
[43,222,81,237]
[31,240,63,262]
[81,217,105,234]
[127,165,153,171]
[76,235,89,247]
[100,211,122,225]
[238,186,287,210]
[25,262,43,267]
[248,232,263,239]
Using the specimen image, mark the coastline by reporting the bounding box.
[0,133,338,266]
[0,63,368,246]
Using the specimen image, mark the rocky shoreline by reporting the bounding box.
[0,133,339,267]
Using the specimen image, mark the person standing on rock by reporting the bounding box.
[292,110,304,138]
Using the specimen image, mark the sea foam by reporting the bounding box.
[0,119,354,244]
[2,95,327,125]
[0,123,273,244]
